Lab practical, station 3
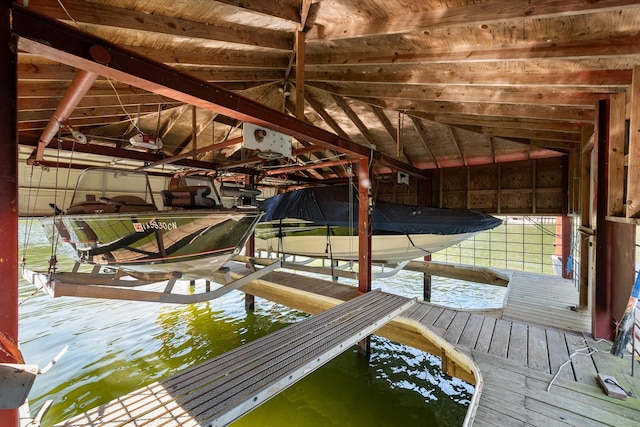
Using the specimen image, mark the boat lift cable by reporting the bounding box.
[47,133,78,273]
[20,164,44,268]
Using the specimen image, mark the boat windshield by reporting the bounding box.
[70,168,156,208]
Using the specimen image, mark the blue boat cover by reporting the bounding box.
[260,186,502,235]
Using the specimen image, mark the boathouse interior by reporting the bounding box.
[3,1,640,425]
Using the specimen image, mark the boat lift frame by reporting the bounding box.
[23,258,281,304]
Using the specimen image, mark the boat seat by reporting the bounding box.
[66,195,157,214]
[161,186,216,208]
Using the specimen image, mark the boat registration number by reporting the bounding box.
[133,220,178,232]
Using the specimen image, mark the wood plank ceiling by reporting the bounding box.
[15,0,640,185]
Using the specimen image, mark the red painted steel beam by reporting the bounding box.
[12,5,429,180]
[20,134,219,172]
[357,158,372,294]
[265,159,354,176]
[1,2,20,425]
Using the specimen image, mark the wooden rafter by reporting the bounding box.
[306,0,640,41]
[26,0,293,51]
[410,116,439,168]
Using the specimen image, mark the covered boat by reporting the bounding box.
[41,167,262,280]
[255,186,502,263]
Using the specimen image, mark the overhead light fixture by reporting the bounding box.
[129,133,163,150]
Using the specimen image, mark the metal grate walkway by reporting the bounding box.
[56,290,415,426]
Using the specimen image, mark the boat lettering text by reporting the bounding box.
[133,220,178,232]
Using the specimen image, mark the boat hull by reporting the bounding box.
[42,209,262,280]
[255,223,481,263]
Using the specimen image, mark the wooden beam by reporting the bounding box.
[607,92,626,216]
[128,46,289,68]
[627,66,640,217]
[307,81,607,107]
[330,93,378,147]
[449,127,467,166]
[18,94,179,111]
[306,0,640,41]
[26,0,293,51]
[307,34,640,65]
[304,90,350,138]
[213,0,301,23]
[305,67,631,87]
[433,114,586,133]
[410,116,439,168]
[365,98,595,122]
[295,30,305,120]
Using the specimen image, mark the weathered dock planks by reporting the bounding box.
[55,290,414,426]
[56,264,640,426]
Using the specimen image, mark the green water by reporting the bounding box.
[19,222,477,426]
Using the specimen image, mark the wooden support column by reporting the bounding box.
[357,158,372,360]
[423,255,432,301]
[579,127,593,311]
[594,99,612,338]
[0,2,20,426]
[627,66,640,218]
[561,216,573,280]
[608,92,626,217]
[593,99,636,339]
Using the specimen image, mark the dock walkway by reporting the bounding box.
[238,266,640,425]
[56,290,414,427]
[56,265,640,426]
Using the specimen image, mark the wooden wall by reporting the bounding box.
[374,157,566,215]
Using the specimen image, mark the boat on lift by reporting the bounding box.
[255,186,502,264]
[39,167,263,281]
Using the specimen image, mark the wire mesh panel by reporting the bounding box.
[432,216,565,276]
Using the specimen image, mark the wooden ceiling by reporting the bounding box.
[14,0,640,184]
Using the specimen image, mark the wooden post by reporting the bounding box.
[245,233,256,312]
[594,99,612,338]
[555,216,573,280]
[579,126,592,311]
[627,66,640,218]
[0,2,20,425]
[245,175,256,311]
[593,99,637,339]
[423,254,432,301]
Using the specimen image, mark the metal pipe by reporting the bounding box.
[34,69,98,161]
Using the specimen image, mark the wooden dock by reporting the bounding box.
[55,290,414,427]
[55,263,640,426]
[233,265,640,426]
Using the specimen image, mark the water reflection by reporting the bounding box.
[18,222,489,426]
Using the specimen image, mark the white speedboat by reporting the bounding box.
[255,187,502,263]
[41,167,262,280]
